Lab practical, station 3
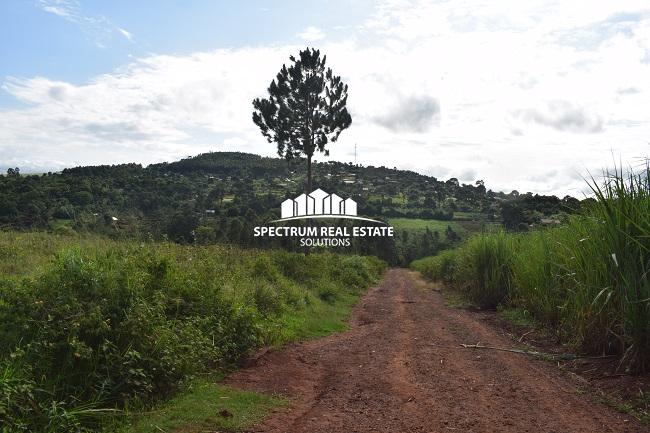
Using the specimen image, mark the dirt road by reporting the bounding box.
[227,269,646,433]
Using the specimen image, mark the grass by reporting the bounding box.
[454,230,517,309]
[412,231,516,309]
[617,392,650,424]
[411,161,650,372]
[0,231,106,280]
[497,306,537,328]
[279,289,359,340]
[441,288,474,309]
[120,277,362,433]
[0,232,386,432]
[121,380,286,433]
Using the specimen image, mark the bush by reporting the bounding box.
[0,236,386,431]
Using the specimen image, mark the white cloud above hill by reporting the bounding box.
[2,0,650,196]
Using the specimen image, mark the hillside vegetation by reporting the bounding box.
[0,152,585,265]
[0,232,385,431]
[412,164,650,372]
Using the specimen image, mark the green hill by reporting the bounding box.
[0,151,584,264]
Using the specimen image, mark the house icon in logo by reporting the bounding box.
[281,188,357,219]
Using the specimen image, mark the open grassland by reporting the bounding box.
[412,164,650,373]
[0,232,385,432]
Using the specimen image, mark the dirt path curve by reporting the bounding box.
[226,269,647,433]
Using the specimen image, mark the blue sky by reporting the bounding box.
[0,1,371,95]
[1,1,650,195]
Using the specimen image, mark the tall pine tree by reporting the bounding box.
[252,48,352,193]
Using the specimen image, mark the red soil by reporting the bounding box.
[226,269,648,433]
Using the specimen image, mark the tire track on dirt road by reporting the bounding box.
[225,269,646,433]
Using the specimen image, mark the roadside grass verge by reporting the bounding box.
[119,379,286,433]
[412,162,650,373]
[497,306,538,329]
[0,233,385,432]
[612,392,650,425]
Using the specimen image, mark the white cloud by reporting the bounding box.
[37,0,132,47]
[3,0,650,196]
[117,27,133,41]
[38,0,79,20]
[513,101,603,133]
[297,26,326,41]
[42,5,73,18]
[372,95,440,132]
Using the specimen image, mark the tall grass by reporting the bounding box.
[577,163,650,370]
[0,233,385,431]
[412,232,516,309]
[454,231,517,309]
[412,249,457,284]
[412,162,650,372]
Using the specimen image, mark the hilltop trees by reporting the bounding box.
[252,48,352,193]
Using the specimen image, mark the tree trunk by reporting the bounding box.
[305,154,313,256]
[307,154,312,194]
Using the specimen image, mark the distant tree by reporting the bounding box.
[252,48,352,193]
[195,225,216,245]
[167,210,199,243]
[227,219,243,244]
[71,190,93,206]
[406,191,420,207]
[207,184,225,205]
[475,179,486,194]
[6,167,20,177]
[501,201,528,231]
[446,178,459,188]
[0,198,18,218]
[561,195,581,212]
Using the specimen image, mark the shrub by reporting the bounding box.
[0,237,386,430]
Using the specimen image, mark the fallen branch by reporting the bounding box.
[518,329,534,342]
[460,343,615,361]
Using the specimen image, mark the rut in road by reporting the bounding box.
[226,269,646,433]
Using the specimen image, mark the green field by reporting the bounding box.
[389,218,466,236]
